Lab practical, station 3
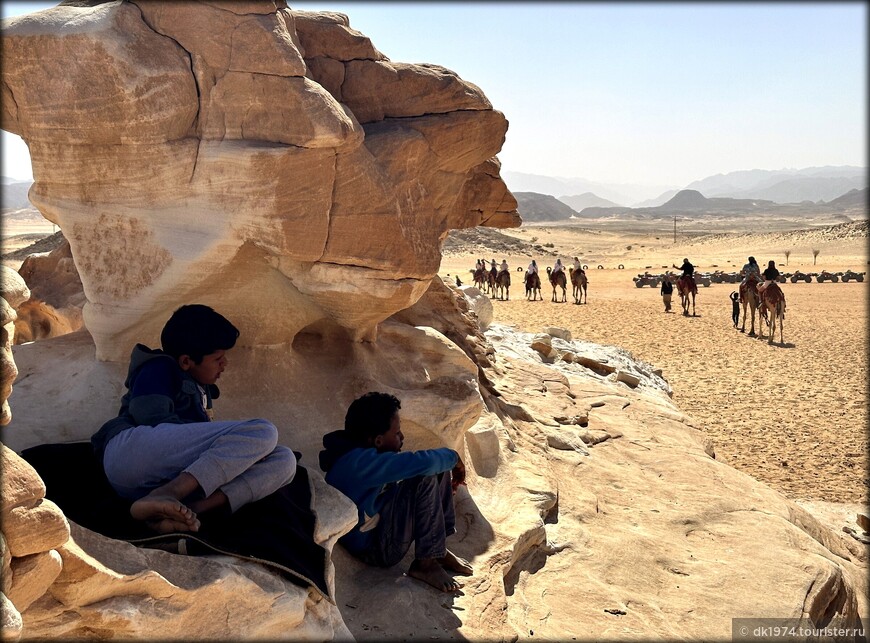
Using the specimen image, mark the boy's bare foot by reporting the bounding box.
[439,549,473,576]
[408,558,463,593]
[130,495,201,533]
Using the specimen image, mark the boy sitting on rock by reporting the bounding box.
[91,304,296,534]
[319,392,472,592]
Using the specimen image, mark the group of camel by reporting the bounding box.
[675,272,785,344]
[471,265,587,305]
[469,261,785,345]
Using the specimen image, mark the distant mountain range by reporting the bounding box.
[503,165,867,208]
[513,192,580,222]
[1,177,32,210]
[558,192,621,210]
[578,187,867,220]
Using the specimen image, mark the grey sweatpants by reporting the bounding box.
[355,472,456,567]
[103,419,296,512]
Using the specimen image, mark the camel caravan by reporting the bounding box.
[468,253,786,344]
[471,257,589,305]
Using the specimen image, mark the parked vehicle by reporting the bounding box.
[816,270,839,283]
[841,270,865,283]
[789,271,813,283]
[633,273,660,288]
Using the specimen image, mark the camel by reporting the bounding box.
[494,270,511,300]
[524,271,542,301]
[471,267,487,292]
[676,274,697,316]
[739,275,762,336]
[487,267,497,295]
[569,267,587,304]
[546,267,567,303]
[761,282,786,344]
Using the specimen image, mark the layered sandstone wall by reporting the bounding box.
[1,0,518,361]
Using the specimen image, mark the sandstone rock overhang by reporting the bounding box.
[1,0,520,361]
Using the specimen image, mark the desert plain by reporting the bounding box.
[440,215,869,512]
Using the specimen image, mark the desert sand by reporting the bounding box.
[441,219,868,504]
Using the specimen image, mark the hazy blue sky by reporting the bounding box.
[2,1,866,187]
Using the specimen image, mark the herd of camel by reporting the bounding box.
[469,262,787,345]
[470,264,588,305]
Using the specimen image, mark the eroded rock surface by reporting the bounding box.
[1,0,518,361]
[0,267,29,426]
[14,237,85,344]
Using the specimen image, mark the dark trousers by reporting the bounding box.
[732,302,740,326]
[357,472,456,567]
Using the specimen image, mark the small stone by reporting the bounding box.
[616,371,640,388]
[543,326,571,341]
[530,334,555,359]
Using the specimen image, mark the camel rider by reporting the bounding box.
[475,259,482,272]
[552,258,564,275]
[499,259,509,275]
[527,259,538,275]
[490,259,497,272]
[758,260,779,294]
[740,256,761,286]
[672,258,694,278]
[572,257,584,273]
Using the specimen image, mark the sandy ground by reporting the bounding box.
[442,220,869,504]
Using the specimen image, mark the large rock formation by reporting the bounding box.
[1,0,519,361]
[14,237,85,344]
[2,2,867,641]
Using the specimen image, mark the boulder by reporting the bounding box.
[616,370,641,388]
[0,267,30,309]
[530,333,554,359]
[0,446,46,514]
[458,285,493,330]
[7,550,63,612]
[2,499,70,558]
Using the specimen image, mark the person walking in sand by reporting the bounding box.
[730,291,740,327]
[660,274,674,312]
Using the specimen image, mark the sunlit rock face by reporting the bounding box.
[1,0,519,360]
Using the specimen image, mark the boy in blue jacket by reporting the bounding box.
[319,392,472,593]
[92,304,296,534]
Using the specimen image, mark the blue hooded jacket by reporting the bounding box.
[319,429,457,552]
[91,344,218,462]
